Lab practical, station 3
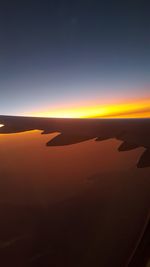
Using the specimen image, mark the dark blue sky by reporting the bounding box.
[0,0,149,115]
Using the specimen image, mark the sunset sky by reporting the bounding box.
[0,1,150,118]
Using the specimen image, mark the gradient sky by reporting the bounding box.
[0,0,150,117]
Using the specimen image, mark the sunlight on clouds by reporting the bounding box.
[29,98,150,119]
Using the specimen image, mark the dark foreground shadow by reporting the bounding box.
[0,115,150,168]
[0,170,149,267]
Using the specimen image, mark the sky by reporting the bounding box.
[0,0,150,117]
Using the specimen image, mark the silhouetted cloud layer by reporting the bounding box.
[0,116,150,168]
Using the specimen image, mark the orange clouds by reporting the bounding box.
[27,97,150,119]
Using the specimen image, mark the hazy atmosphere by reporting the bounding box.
[0,1,150,267]
[0,0,150,117]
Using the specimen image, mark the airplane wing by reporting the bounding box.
[0,115,150,168]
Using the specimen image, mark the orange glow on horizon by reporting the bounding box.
[26,98,150,119]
